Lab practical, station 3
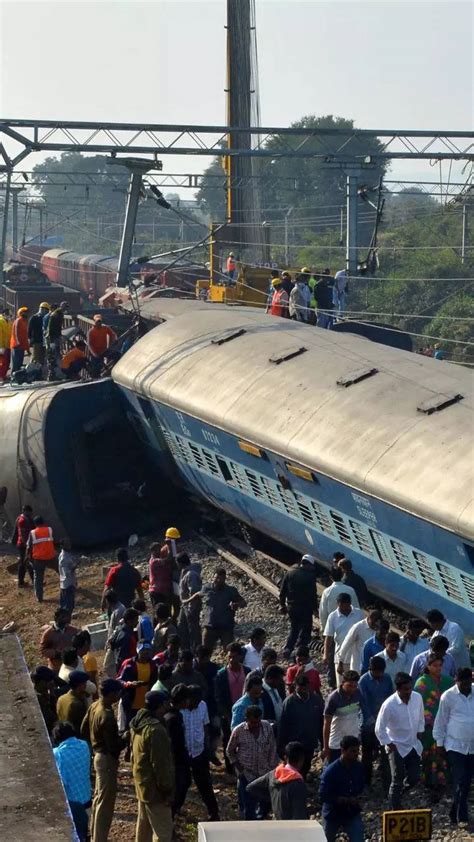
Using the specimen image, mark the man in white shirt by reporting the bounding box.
[381,632,408,688]
[181,685,220,821]
[426,609,470,669]
[375,672,425,809]
[433,668,474,826]
[319,566,359,631]
[323,593,364,689]
[243,627,266,671]
[333,269,348,315]
[338,609,382,673]
[399,619,429,672]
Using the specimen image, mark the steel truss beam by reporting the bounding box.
[0,170,470,200]
[0,119,473,170]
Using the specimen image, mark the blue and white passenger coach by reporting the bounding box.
[113,303,474,636]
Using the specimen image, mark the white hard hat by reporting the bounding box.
[302,554,316,565]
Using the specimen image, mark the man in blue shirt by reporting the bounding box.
[53,721,91,841]
[319,735,365,842]
[358,656,393,790]
[361,618,389,673]
[231,671,264,728]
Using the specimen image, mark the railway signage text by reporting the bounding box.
[383,809,432,842]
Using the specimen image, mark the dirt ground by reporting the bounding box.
[0,536,244,841]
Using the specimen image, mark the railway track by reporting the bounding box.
[198,531,407,639]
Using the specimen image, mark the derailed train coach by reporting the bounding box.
[112,302,474,635]
[0,380,159,547]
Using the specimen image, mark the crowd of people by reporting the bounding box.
[15,514,474,841]
[265,265,347,327]
[0,304,118,384]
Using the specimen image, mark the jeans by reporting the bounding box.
[18,545,33,586]
[11,347,25,372]
[202,625,234,653]
[69,801,89,842]
[316,312,334,329]
[388,747,420,809]
[177,606,201,651]
[361,728,391,791]
[332,290,346,316]
[238,775,270,821]
[33,560,46,602]
[447,750,474,824]
[284,607,312,654]
[323,813,364,842]
[60,585,76,614]
[189,751,219,819]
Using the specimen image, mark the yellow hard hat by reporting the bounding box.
[165,527,181,540]
[17,306,29,315]
[39,302,50,310]
[271,277,281,287]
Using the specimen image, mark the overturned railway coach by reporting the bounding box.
[113,303,474,635]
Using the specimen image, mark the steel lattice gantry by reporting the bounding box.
[0,120,473,167]
[0,119,473,275]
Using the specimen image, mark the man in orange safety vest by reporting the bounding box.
[27,515,57,603]
[269,277,289,318]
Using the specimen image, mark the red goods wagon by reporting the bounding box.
[41,249,71,284]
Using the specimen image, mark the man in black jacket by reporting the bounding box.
[278,673,324,778]
[164,684,191,815]
[28,302,49,365]
[279,554,318,658]
[246,741,308,820]
[45,301,68,381]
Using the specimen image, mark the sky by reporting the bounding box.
[0,0,472,190]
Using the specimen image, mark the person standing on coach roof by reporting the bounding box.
[185,567,246,652]
[279,553,318,659]
[11,503,34,588]
[28,301,50,366]
[87,314,117,378]
[433,667,474,827]
[10,306,29,373]
[26,515,57,603]
[81,678,125,842]
[102,548,143,609]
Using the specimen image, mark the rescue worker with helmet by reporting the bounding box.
[162,527,181,621]
[26,515,57,603]
[10,306,30,373]
[0,308,12,382]
[87,314,118,379]
[28,302,50,366]
[269,277,289,319]
[226,252,236,282]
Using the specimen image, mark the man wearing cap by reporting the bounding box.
[131,690,174,842]
[28,302,50,366]
[118,642,158,728]
[56,670,89,736]
[10,306,29,373]
[279,554,319,658]
[268,276,290,318]
[81,678,125,842]
[45,301,69,381]
[87,314,117,378]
